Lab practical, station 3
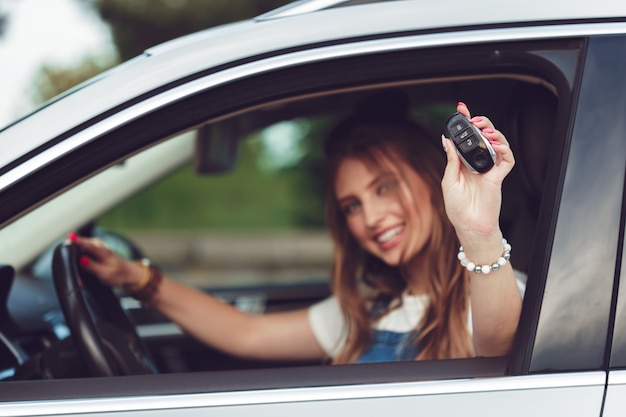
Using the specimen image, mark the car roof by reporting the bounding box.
[255,0,624,22]
[0,0,624,172]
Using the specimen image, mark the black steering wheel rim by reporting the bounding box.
[52,242,156,376]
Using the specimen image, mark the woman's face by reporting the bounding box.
[334,155,434,267]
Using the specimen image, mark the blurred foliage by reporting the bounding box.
[284,121,330,228]
[100,140,293,230]
[91,0,292,61]
[100,126,329,230]
[32,57,114,104]
[0,13,6,38]
[32,0,291,103]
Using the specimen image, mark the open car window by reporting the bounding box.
[4,74,557,374]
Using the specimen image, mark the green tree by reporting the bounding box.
[32,57,114,104]
[33,0,291,103]
[0,14,6,38]
[91,0,291,61]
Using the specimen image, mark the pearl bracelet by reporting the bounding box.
[457,238,511,274]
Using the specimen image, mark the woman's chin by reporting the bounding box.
[376,250,404,267]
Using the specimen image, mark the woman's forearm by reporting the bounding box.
[458,231,522,356]
[144,273,325,361]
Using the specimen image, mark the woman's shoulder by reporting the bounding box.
[308,295,346,357]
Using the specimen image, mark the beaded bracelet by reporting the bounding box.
[457,238,511,274]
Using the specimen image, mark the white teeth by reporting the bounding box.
[377,226,403,243]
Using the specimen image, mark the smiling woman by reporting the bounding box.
[317,90,521,363]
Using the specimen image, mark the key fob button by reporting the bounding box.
[453,127,473,144]
[458,134,480,152]
[451,119,469,134]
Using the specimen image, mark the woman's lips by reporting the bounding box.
[374,225,405,250]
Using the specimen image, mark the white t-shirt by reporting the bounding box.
[308,293,430,358]
[308,272,526,358]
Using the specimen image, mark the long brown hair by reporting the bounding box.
[324,90,473,363]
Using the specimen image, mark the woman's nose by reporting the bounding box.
[362,200,385,229]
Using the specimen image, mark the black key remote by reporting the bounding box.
[444,112,496,173]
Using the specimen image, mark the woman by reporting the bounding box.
[70,91,522,364]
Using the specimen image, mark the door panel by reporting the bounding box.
[1,372,606,416]
[604,371,626,417]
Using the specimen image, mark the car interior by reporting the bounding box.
[0,51,566,382]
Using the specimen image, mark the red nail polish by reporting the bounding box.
[80,256,90,266]
[68,233,78,241]
[471,116,482,123]
[483,128,495,134]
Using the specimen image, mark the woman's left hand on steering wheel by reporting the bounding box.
[69,233,143,289]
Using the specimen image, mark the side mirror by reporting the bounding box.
[194,121,239,174]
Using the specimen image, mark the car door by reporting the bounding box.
[1,20,624,417]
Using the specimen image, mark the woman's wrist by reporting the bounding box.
[126,260,163,303]
[121,259,146,288]
[455,229,506,266]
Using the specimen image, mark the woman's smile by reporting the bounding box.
[374,224,405,249]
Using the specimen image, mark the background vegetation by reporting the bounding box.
[30,0,334,232]
[100,127,329,231]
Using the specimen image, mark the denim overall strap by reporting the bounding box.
[355,298,419,363]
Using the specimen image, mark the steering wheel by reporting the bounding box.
[52,241,157,377]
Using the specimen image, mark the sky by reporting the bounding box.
[0,0,116,128]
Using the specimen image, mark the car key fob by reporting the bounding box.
[444,112,496,173]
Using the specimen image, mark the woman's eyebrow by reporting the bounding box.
[337,194,356,205]
[368,172,396,188]
[337,172,396,203]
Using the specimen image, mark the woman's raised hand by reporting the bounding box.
[440,102,515,240]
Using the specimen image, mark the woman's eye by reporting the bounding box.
[377,179,397,195]
[342,201,361,215]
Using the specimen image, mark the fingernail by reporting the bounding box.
[457,101,467,107]
[471,116,482,123]
[489,140,502,146]
[441,135,448,152]
[67,233,78,241]
[80,256,90,266]
[483,128,495,134]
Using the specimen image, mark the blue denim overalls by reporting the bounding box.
[355,300,419,363]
